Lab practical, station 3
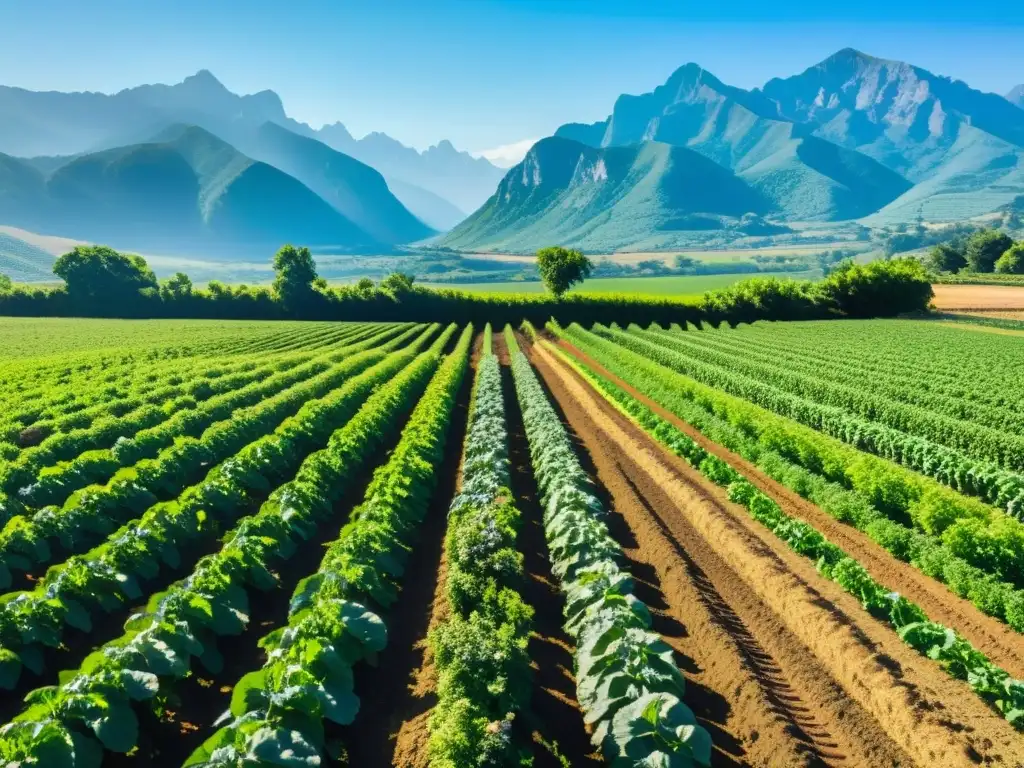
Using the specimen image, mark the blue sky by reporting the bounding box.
[2,0,1022,160]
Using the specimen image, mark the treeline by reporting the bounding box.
[927,228,1024,275]
[0,244,933,325]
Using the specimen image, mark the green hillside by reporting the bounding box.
[439,137,771,252]
[0,232,55,281]
[1,126,376,256]
[245,122,433,244]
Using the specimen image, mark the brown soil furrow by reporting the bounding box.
[552,335,1024,679]
[496,332,601,766]
[521,337,880,768]
[342,333,479,767]
[527,338,1024,768]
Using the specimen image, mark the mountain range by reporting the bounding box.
[0,125,383,255]
[0,70,502,231]
[2,52,1023,258]
[443,49,1024,251]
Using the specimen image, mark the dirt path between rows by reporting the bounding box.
[346,334,482,767]
[550,335,1024,680]
[496,334,602,767]
[525,337,1024,768]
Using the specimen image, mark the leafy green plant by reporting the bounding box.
[507,328,712,765]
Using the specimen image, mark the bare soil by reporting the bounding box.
[524,337,1024,768]
[932,284,1024,310]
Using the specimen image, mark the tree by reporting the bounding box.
[53,246,158,306]
[160,272,193,301]
[819,258,933,318]
[380,272,416,295]
[995,242,1024,274]
[926,243,967,274]
[673,255,698,272]
[536,246,593,298]
[0,274,11,294]
[965,229,1014,273]
[355,277,375,292]
[272,244,319,310]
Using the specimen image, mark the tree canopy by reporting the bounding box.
[965,230,1014,273]
[926,243,967,274]
[52,246,158,303]
[272,244,320,311]
[536,246,594,298]
[995,243,1024,275]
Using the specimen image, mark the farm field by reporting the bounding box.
[0,316,1022,767]
[426,270,817,297]
[931,283,1024,311]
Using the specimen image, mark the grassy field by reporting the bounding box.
[426,270,818,297]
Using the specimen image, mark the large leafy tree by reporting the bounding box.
[272,244,319,310]
[965,230,1014,273]
[926,243,967,274]
[53,246,157,304]
[536,246,593,298]
[0,274,11,294]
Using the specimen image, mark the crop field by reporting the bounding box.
[427,270,817,297]
[0,315,1023,767]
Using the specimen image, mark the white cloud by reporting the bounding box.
[472,138,539,168]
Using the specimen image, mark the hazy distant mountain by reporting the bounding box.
[554,62,911,222]
[439,137,772,252]
[242,122,433,244]
[314,130,502,217]
[758,49,1024,221]
[378,176,467,231]
[0,126,374,256]
[1009,85,1024,108]
[0,70,498,222]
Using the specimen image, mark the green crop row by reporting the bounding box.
[652,325,1024,436]
[0,322,372,431]
[593,323,1024,518]
[556,322,1024,627]
[507,328,712,767]
[629,323,1024,469]
[0,324,394,506]
[0,326,457,766]
[184,325,472,767]
[0,326,439,690]
[547,341,1024,730]
[429,332,535,766]
[0,325,423,588]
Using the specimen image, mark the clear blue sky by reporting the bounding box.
[2,0,1022,154]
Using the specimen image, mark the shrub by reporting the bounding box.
[995,243,1024,274]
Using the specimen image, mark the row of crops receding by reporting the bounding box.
[0,316,1023,767]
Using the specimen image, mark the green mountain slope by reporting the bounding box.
[554,62,910,221]
[439,137,771,252]
[0,126,376,256]
[243,122,433,244]
[0,232,55,281]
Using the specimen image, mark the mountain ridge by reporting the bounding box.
[439,136,774,252]
[0,70,500,221]
[0,125,378,257]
